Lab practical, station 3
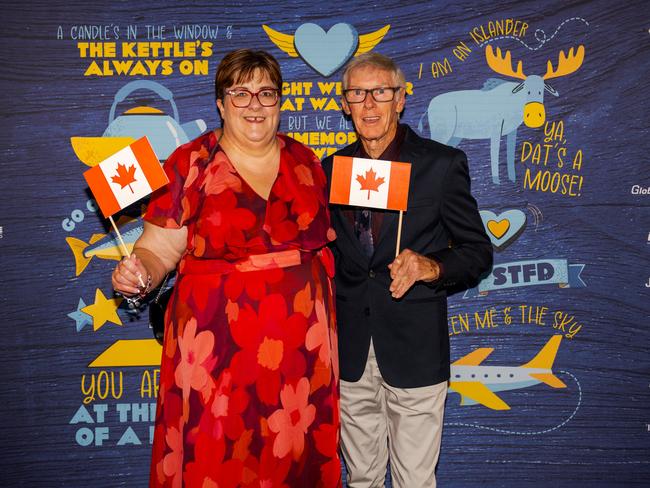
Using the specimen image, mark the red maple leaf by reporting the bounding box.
[356,168,385,199]
[110,163,137,193]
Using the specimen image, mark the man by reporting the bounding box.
[322,53,493,487]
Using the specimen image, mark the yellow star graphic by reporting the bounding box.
[81,289,123,331]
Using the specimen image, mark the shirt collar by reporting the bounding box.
[357,123,406,161]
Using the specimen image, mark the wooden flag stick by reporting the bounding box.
[395,210,404,258]
[109,215,145,288]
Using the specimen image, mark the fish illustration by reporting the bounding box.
[66,218,143,276]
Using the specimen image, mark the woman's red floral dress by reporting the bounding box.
[145,131,341,488]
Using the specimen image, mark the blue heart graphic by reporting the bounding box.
[294,23,358,77]
[480,209,527,251]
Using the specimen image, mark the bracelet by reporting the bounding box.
[137,274,153,297]
[123,294,142,310]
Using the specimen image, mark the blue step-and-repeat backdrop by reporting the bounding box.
[1,0,649,486]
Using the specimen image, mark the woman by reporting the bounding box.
[112,49,341,488]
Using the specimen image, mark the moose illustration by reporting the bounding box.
[418,45,585,184]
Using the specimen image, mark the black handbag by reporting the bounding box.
[149,274,173,345]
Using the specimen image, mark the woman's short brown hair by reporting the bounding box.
[214,49,282,100]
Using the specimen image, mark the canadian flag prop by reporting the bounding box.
[329,156,411,211]
[84,137,168,218]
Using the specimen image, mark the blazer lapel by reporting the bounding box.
[371,128,419,264]
[329,140,371,265]
[332,205,370,265]
[375,210,398,249]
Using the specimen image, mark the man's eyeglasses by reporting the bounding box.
[225,88,280,107]
[343,87,402,104]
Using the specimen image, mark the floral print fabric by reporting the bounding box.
[145,131,340,487]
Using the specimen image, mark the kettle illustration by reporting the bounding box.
[71,80,207,166]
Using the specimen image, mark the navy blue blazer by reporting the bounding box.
[322,125,493,388]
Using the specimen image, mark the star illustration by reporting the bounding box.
[81,289,123,331]
[68,298,93,332]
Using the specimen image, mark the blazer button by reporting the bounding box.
[369,270,376,278]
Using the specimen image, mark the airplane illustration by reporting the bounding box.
[449,335,566,410]
[66,217,143,276]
